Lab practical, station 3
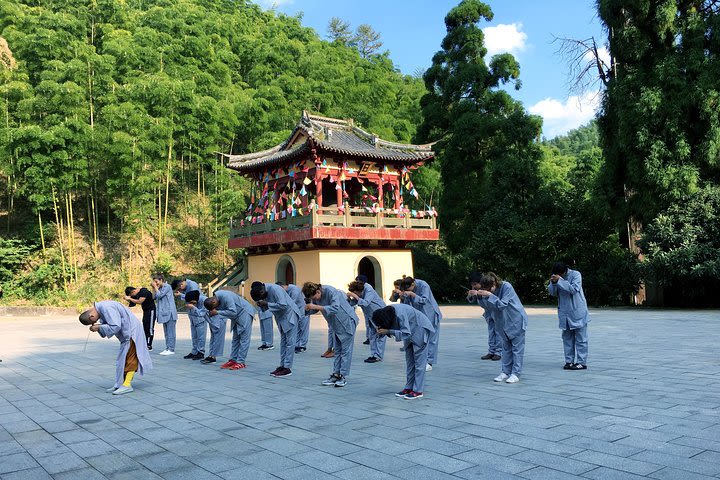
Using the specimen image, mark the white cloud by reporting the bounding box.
[482,23,528,57]
[529,91,601,138]
[255,0,295,9]
[583,46,611,68]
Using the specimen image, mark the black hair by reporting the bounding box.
[468,272,483,284]
[250,281,267,301]
[355,274,368,284]
[276,281,287,286]
[185,290,200,303]
[203,297,216,310]
[400,277,415,290]
[372,306,398,330]
[125,286,135,296]
[551,262,568,276]
[79,309,94,325]
[171,279,182,291]
[152,273,165,282]
[479,272,503,290]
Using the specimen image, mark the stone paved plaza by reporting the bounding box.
[1,306,719,479]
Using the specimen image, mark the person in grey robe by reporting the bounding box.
[183,290,208,360]
[347,280,386,363]
[400,277,442,371]
[468,271,502,361]
[204,290,254,369]
[303,282,359,387]
[548,262,590,370]
[257,307,275,351]
[373,304,434,400]
[171,278,200,301]
[250,282,301,377]
[152,274,178,356]
[79,300,153,395]
[278,282,310,353]
[198,292,226,361]
[471,272,528,384]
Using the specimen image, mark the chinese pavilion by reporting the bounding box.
[224,111,439,298]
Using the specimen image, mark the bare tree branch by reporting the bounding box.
[553,35,612,96]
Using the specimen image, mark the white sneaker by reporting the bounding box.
[506,374,520,384]
[159,350,175,356]
[425,363,433,371]
[494,373,509,382]
[112,386,134,395]
[106,386,117,393]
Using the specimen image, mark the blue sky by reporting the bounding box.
[257,0,607,138]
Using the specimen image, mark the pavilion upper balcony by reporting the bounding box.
[228,201,439,252]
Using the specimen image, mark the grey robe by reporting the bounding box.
[95,300,153,388]
[154,283,178,324]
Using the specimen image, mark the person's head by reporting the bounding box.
[355,274,368,285]
[204,296,219,310]
[393,278,403,289]
[400,276,416,292]
[185,290,200,306]
[348,280,364,295]
[125,286,139,297]
[250,281,267,301]
[152,274,165,287]
[171,279,186,292]
[79,306,99,325]
[468,271,483,290]
[276,281,290,291]
[551,262,568,277]
[302,282,322,301]
[479,272,503,292]
[372,306,399,330]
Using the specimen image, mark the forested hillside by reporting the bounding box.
[0,0,426,305]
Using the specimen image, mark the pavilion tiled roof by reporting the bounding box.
[225,111,434,173]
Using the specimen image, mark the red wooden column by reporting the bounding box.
[336,175,343,207]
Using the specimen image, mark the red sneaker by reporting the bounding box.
[404,391,424,400]
[395,389,413,397]
[220,360,237,369]
[228,362,246,370]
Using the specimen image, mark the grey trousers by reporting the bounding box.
[369,322,386,359]
[162,320,176,351]
[498,329,525,376]
[427,317,440,365]
[486,317,502,354]
[404,341,429,392]
[327,326,336,350]
[295,315,310,348]
[207,319,226,357]
[332,330,354,377]
[230,317,252,363]
[190,321,207,355]
[279,324,297,368]
[562,326,588,365]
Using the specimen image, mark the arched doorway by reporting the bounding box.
[275,255,296,285]
[357,256,382,297]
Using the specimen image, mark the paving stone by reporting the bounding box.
[0,453,39,475]
[0,466,53,480]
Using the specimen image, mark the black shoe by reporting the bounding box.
[192,353,204,360]
[491,354,501,361]
[147,344,153,351]
[201,356,216,364]
[258,344,275,351]
[364,356,382,363]
[570,364,587,370]
[480,353,494,360]
[183,352,195,359]
[295,347,303,354]
[563,363,574,370]
[363,339,370,345]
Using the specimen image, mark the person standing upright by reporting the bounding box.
[153,274,178,356]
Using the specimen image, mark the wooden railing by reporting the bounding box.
[230,204,437,239]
